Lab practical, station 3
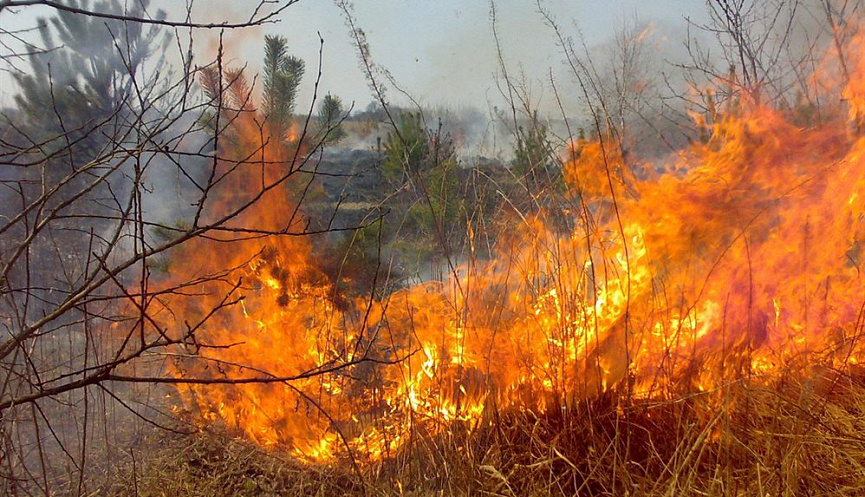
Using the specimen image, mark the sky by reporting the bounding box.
[0,0,711,112]
[223,0,711,111]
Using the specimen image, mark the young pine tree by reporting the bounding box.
[262,35,305,140]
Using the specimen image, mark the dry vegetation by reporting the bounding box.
[3,1,865,496]
[113,372,865,496]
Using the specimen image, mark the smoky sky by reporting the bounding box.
[235,0,711,112]
[0,1,710,112]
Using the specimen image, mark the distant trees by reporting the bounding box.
[379,112,463,264]
[316,93,347,144]
[512,111,562,195]
[382,111,429,183]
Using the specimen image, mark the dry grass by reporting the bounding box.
[102,366,865,497]
[104,430,362,497]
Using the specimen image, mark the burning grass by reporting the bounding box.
[115,368,865,496]
[154,91,865,463]
[127,18,865,495]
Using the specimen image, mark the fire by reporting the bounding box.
[286,121,301,143]
[153,35,864,463]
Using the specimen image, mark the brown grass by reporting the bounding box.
[103,366,865,497]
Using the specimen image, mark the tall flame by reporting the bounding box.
[154,37,865,462]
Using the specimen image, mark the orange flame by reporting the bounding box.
[153,35,865,462]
